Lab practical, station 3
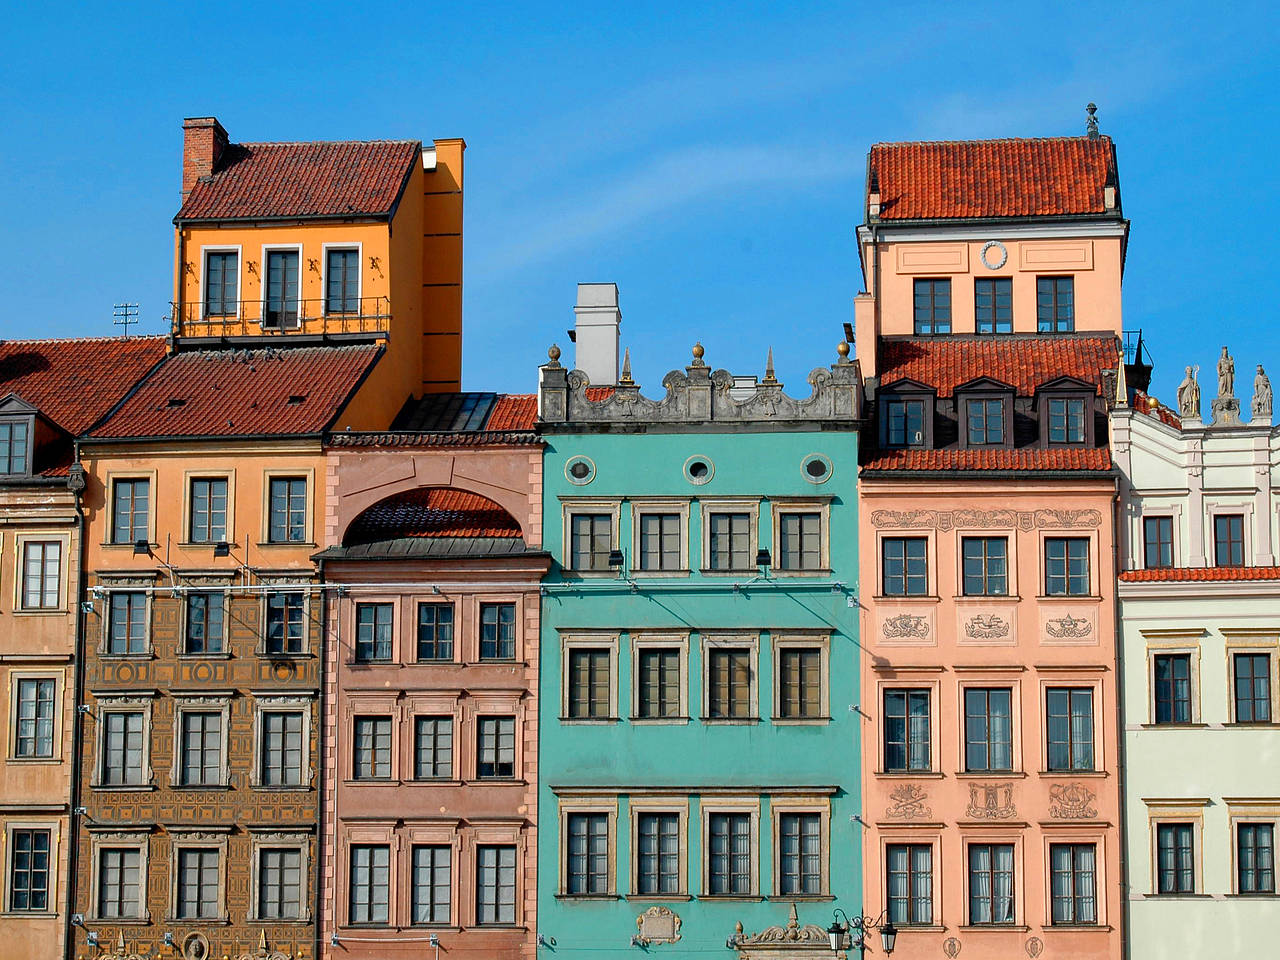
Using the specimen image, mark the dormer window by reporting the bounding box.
[0,419,30,475]
[913,279,951,335]
[1048,398,1086,444]
[966,399,1006,445]
[882,392,931,449]
[1036,379,1096,448]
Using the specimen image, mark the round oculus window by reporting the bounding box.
[565,456,596,485]
[802,454,833,483]
[683,455,715,485]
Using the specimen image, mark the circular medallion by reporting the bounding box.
[683,456,714,485]
[980,240,1008,270]
[564,456,596,486]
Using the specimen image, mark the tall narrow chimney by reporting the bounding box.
[182,117,229,199]
[573,283,621,386]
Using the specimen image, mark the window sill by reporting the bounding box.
[632,570,692,578]
[256,541,317,548]
[176,653,231,660]
[958,924,1029,932]
[179,542,234,549]
[1224,722,1280,729]
[247,916,313,925]
[474,777,526,786]
[699,569,764,577]
[408,779,462,787]
[165,915,230,926]
[626,894,692,902]
[631,716,692,725]
[875,594,941,603]
[955,771,1025,779]
[1138,723,1209,730]
[171,783,231,791]
[891,924,947,931]
[1225,893,1279,899]
[954,594,1020,602]
[1142,893,1209,899]
[699,894,764,902]
[555,893,620,901]
[1038,770,1106,777]
[11,609,69,616]
[1036,595,1101,602]
[771,569,833,578]
[250,783,310,791]
[0,910,57,918]
[559,717,621,724]
[347,660,397,667]
[775,894,835,902]
[877,770,946,778]
[7,756,58,764]
[98,653,155,661]
[256,651,314,660]
[91,783,156,791]
[1043,924,1111,931]
[700,717,761,724]
[772,716,831,725]
[91,916,151,925]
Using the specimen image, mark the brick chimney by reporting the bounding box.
[181,117,229,199]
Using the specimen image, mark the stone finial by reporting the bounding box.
[547,343,562,366]
[691,342,706,367]
[1086,102,1099,139]
[763,347,777,383]
[619,347,634,385]
[836,340,850,360]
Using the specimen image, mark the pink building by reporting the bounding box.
[854,128,1131,960]
[318,393,547,960]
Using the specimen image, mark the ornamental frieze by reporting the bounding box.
[870,508,1102,531]
[965,782,1017,820]
[1048,782,1098,819]
[885,783,931,819]
[964,614,1010,639]
[1045,614,1093,639]
[882,613,929,639]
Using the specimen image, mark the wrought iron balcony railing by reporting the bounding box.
[174,296,391,339]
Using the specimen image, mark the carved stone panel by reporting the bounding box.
[636,905,682,944]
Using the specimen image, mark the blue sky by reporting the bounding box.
[0,1,1276,403]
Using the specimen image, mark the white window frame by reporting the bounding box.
[92,694,155,789]
[562,499,622,576]
[320,241,364,316]
[182,470,235,546]
[557,796,618,897]
[258,583,313,657]
[770,796,831,898]
[103,470,158,547]
[701,633,760,723]
[248,829,312,922]
[2,819,60,915]
[700,498,761,575]
[700,797,760,898]
[259,242,305,330]
[179,584,232,657]
[630,796,690,899]
[1145,800,1207,896]
[1146,642,1202,726]
[261,468,314,547]
[198,245,243,320]
[8,670,63,761]
[14,533,70,613]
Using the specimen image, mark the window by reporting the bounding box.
[569,513,613,571]
[1046,688,1094,771]
[707,813,752,895]
[1144,516,1173,569]
[416,604,454,661]
[8,829,50,912]
[185,593,224,655]
[968,843,1015,924]
[325,247,360,314]
[913,278,951,335]
[778,512,822,571]
[567,649,611,720]
[204,251,238,316]
[965,398,1005,445]
[258,848,302,920]
[481,603,516,660]
[101,711,144,785]
[708,511,751,571]
[476,845,516,924]
[412,845,451,924]
[0,420,30,475]
[264,249,300,329]
[477,717,515,778]
[1048,397,1087,444]
[636,813,680,895]
[15,678,55,758]
[882,537,927,596]
[1238,823,1275,894]
[707,648,752,719]
[353,717,392,780]
[1153,654,1192,724]
[1214,514,1245,566]
[777,813,821,895]
[1045,538,1090,596]
[268,477,307,543]
[414,716,452,780]
[1233,653,1272,723]
[636,648,681,719]
[1049,843,1097,924]
[885,398,927,447]
[265,592,305,655]
[188,478,227,543]
[349,845,389,924]
[884,689,930,772]
[777,647,822,720]
[260,711,304,787]
[886,844,932,925]
[964,688,1013,772]
[566,813,609,895]
[974,277,1012,334]
[1156,823,1194,893]
[355,603,393,663]
[178,711,223,786]
[107,592,147,654]
[97,848,141,919]
[962,537,1007,596]
[111,478,149,544]
[20,541,60,609]
[1036,276,1074,332]
[639,513,682,571]
[175,848,219,919]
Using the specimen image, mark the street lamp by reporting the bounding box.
[826,908,898,957]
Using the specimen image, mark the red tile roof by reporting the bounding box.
[1132,390,1181,429]
[89,344,381,440]
[1119,566,1280,583]
[869,136,1117,221]
[176,140,419,222]
[485,394,536,430]
[862,447,1111,473]
[0,336,167,436]
[346,488,521,542]
[879,335,1118,397]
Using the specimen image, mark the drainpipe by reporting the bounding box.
[64,445,87,960]
[1111,482,1132,960]
[314,555,327,960]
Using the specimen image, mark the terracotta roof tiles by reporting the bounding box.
[1131,390,1182,429]
[1119,566,1280,583]
[346,488,522,542]
[862,447,1111,473]
[879,335,1118,397]
[485,394,537,430]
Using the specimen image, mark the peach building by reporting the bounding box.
[316,393,547,960]
[854,128,1130,960]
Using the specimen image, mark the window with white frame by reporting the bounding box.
[705,640,756,721]
[775,639,827,721]
[776,812,822,895]
[97,847,142,919]
[203,250,238,316]
[355,603,394,663]
[635,644,683,720]
[775,508,824,572]
[259,709,305,787]
[564,639,615,721]
[417,603,454,661]
[174,846,220,919]
[705,810,754,895]
[20,541,60,610]
[353,716,392,780]
[568,511,614,571]
[706,509,753,571]
[268,477,307,543]
[111,478,150,545]
[100,709,146,786]
[264,591,306,655]
[176,708,225,787]
[637,511,683,572]
[188,477,228,543]
[480,603,517,660]
[635,811,681,895]
[565,812,610,895]
[325,247,360,314]
[0,419,31,475]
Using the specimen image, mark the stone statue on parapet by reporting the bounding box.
[1177,365,1200,420]
[1218,346,1235,398]
[1253,364,1272,421]
[1211,347,1243,427]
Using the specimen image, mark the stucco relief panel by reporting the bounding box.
[955,602,1018,647]
[877,606,936,645]
[1038,602,1100,645]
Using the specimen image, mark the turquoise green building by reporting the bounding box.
[535,312,866,958]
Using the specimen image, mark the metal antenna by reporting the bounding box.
[113,302,139,337]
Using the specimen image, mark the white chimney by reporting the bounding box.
[573,282,621,386]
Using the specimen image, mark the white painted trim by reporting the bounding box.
[259,243,305,329]
[320,242,364,316]
[858,221,1127,244]
[198,245,242,321]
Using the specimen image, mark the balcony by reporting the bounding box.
[173,297,391,340]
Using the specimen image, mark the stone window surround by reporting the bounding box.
[1037,676,1104,774]
[953,527,1018,598]
[629,796,690,899]
[180,469,236,546]
[1143,640,1202,726]
[341,822,396,927]
[629,632,690,723]
[878,382,936,450]
[1221,631,1280,725]
[87,827,152,923]
[1,817,60,915]
[470,693,525,782]
[178,578,233,657]
[700,632,760,723]
[101,469,158,547]
[7,669,64,762]
[557,795,619,898]
[347,701,397,783]
[91,692,156,789]
[404,693,462,783]
[260,467,315,546]
[1038,827,1108,927]
[1035,379,1098,448]
[97,580,156,658]
[560,499,621,576]
[1226,800,1280,897]
[250,691,314,790]
[1204,499,1254,567]
[560,633,620,723]
[1131,500,1184,570]
[629,499,692,576]
[170,694,233,789]
[875,529,937,599]
[958,831,1025,928]
[403,822,457,928]
[769,795,832,899]
[165,827,230,924]
[955,383,1016,451]
[954,675,1025,776]
[876,678,941,775]
[699,498,762,575]
[877,830,942,928]
[769,499,832,576]
[1036,528,1100,599]
[1144,799,1208,897]
[256,581,317,658]
[699,795,761,898]
[12,532,71,614]
[248,827,313,923]
[772,633,831,724]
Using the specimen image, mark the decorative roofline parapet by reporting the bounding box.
[538,342,863,427]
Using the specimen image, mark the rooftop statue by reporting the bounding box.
[1177,365,1200,420]
[1253,364,1272,421]
[1218,346,1235,399]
